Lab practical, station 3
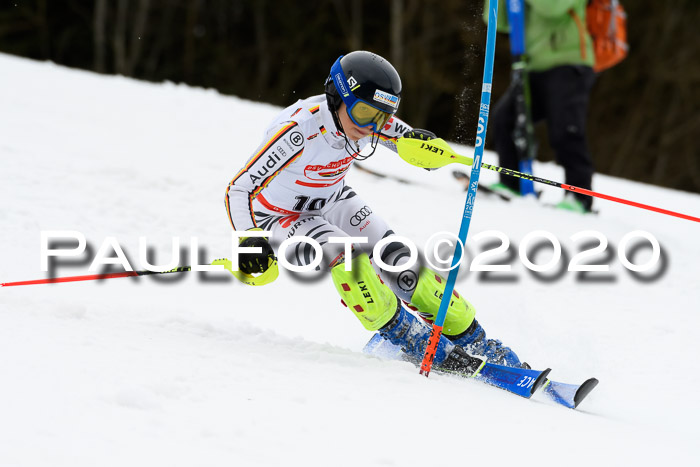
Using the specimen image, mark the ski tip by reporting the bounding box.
[530,368,552,396]
[452,170,469,180]
[573,378,599,409]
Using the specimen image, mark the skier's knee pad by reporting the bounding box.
[331,253,399,331]
[408,268,476,337]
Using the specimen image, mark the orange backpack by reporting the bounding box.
[586,0,628,72]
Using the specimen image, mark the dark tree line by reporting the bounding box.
[1,0,698,193]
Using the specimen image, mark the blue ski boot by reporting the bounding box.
[379,306,486,375]
[331,253,494,376]
[449,319,523,368]
[378,306,454,366]
[401,267,524,368]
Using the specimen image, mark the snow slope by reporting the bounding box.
[1,53,699,466]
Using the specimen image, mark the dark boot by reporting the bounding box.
[379,306,455,366]
[448,319,523,368]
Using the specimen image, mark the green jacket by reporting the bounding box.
[484,0,594,71]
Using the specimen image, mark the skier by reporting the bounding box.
[486,0,597,213]
[225,51,525,373]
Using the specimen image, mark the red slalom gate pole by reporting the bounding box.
[1,266,192,287]
[482,163,700,223]
[563,185,700,223]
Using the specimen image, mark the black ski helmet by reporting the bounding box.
[325,51,402,125]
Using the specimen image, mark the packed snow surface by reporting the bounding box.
[1,54,699,466]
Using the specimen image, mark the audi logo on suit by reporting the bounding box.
[350,206,372,226]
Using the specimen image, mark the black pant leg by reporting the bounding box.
[492,72,548,193]
[540,66,596,210]
[491,85,521,192]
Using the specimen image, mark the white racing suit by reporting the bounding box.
[224,94,522,368]
[225,94,419,302]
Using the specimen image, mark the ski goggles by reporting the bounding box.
[330,56,399,132]
[346,100,393,130]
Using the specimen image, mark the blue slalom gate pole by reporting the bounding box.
[506,0,537,196]
[420,0,499,376]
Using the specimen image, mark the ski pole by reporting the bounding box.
[396,137,700,224]
[417,0,499,377]
[506,0,537,197]
[1,258,280,287]
[1,266,193,287]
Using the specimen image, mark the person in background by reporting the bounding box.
[487,0,597,213]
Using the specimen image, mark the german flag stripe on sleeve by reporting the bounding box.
[224,185,236,230]
[310,105,320,114]
[229,121,299,185]
[224,182,260,231]
[376,133,398,142]
[248,193,257,228]
[250,148,304,198]
[224,184,243,230]
[225,122,302,231]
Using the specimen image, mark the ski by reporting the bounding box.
[541,377,599,409]
[452,170,514,201]
[473,360,550,398]
[354,163,421,186]
[355,164,512,201]
[364,332,597,407]
[452,169,517,201]
[452,169,602,215]
[365,333,549,399]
